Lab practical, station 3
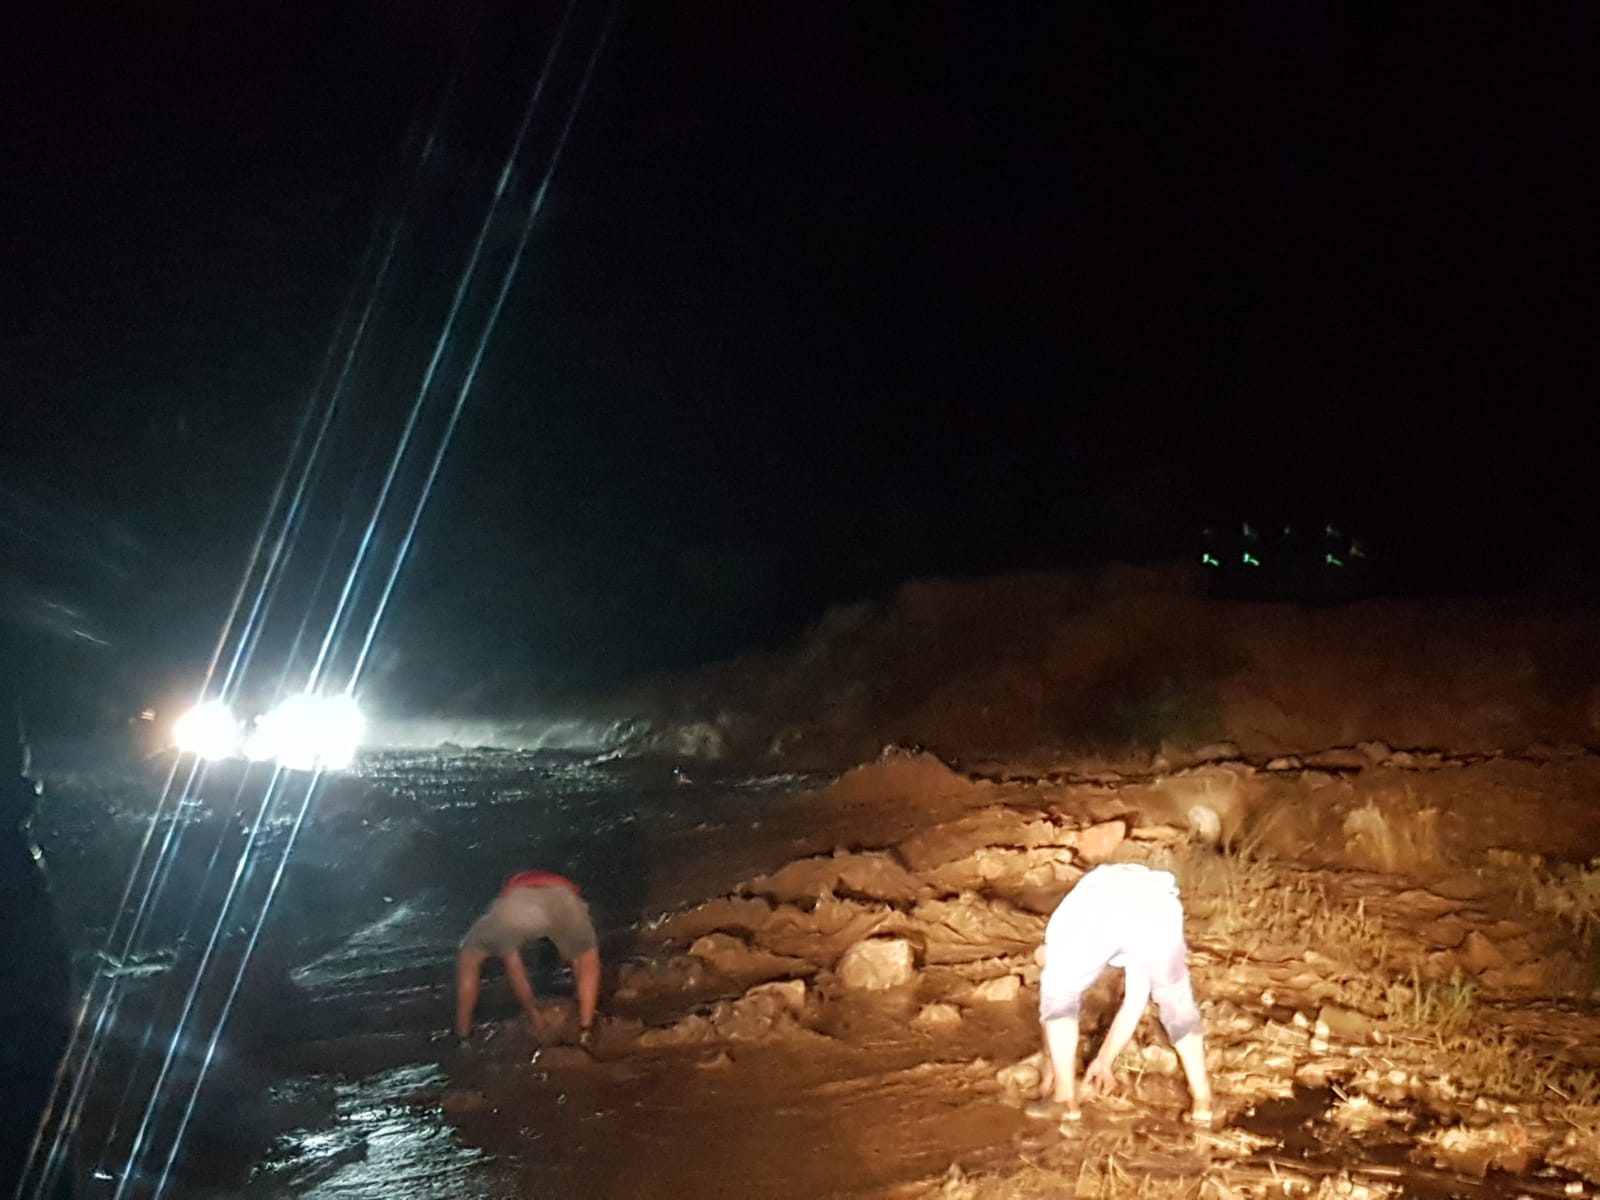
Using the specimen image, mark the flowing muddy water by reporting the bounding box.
[28,744,1600,1198]
[31,745,852,1198]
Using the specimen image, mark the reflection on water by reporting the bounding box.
[256,1066,507,1200]
[32,745,824,1198]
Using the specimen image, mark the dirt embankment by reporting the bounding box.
[426,752,1600,1199]
[598,570,1600,769]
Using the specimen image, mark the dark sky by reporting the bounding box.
[3,2,1599,716]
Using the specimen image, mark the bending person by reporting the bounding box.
[1035,862,1213,1124]
[456,870,601,1051]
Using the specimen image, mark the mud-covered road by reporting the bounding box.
[27,742,1600,1199]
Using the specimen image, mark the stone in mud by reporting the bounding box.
[648,896,776,944]
[996,1052,1048,1095]
[1071,819,1126,863]
[1418,916,1469,950]
[744,850,921,904]
[1357,740,1393,764]
[638,1013,718,1049]
[1314,1004,1379,1045]
[967,974,1021,1004]
[1479,961,1552,993]
[1139,1043,1179,1076]
[837,937,917,989]
[1461,930,1508,974]
[911,1003,963,1033]
[711,986,807,1040]
[1264,755,1303,771]
[755,894,904,963]
[925,846,1077,897]
[689,932,816,980]
[910,896,1042,964]
[743,978,807,1015]
[1421,1121,1540,1177]
[897,807,1072,872]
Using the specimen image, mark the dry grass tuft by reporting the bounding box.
[1340,800,1442,875]
[1379,966,1476,1033]
[1155,844,1389,966]
[1516,858,1600,938]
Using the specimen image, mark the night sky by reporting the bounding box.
[3,2,1598,721]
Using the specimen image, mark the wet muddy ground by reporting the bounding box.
[30,742,1600,1198]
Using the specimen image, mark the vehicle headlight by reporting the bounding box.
[247,694,366,772]
[172,700,242,761]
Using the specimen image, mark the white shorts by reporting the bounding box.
[461,885,598,961]
[1038,864,1201,1041]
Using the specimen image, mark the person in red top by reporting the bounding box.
[455,870,601,1051]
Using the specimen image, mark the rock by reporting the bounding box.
[996,1051,1048,1095]
[898,808,1073,872]
[744,978,808,1014]
[969,974,1021,1004]
[1315,1004,1379,1045]
[711,985,810,1041]
[688,932,816,980]
[911,895,1042,963]
[1265,755,1304,771]
[1422,1121,1539,1177]
[925,845,1075,896]
[1357,740,1393,764]
[745,851,921,904]
[695,1051,735,1070]
[1072,819,1126,863]
[912,1003,963,1033]
[1480,962,1551,992]
[1418,916,1469,950]
[1186,804,1223,846]
[1431,874,1488,902]
[1140,1043,1180,1075]
[1461,931,1508,975]
[1190,741,1243,763]
[638,1014,718,1048]
[837,937,917,989]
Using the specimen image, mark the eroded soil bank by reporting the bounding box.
[239,746,1600,1200]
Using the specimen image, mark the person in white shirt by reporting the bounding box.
[1034,862,1214,1124]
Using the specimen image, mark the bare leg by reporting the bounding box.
[502,951,540,1033]
[455,947,489,1039]
[1173,1031,1214,1122]
[1041,1015,1082,1116]
[572,948,601,1032]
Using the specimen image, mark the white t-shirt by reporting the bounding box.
[1041,863,1188,1015]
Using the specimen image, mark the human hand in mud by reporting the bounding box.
[1083,1056,1118,1094]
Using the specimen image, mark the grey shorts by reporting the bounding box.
[461,885,598,961]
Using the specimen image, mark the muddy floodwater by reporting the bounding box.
[28,742,1600,1199]
[33,745,851,1198]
